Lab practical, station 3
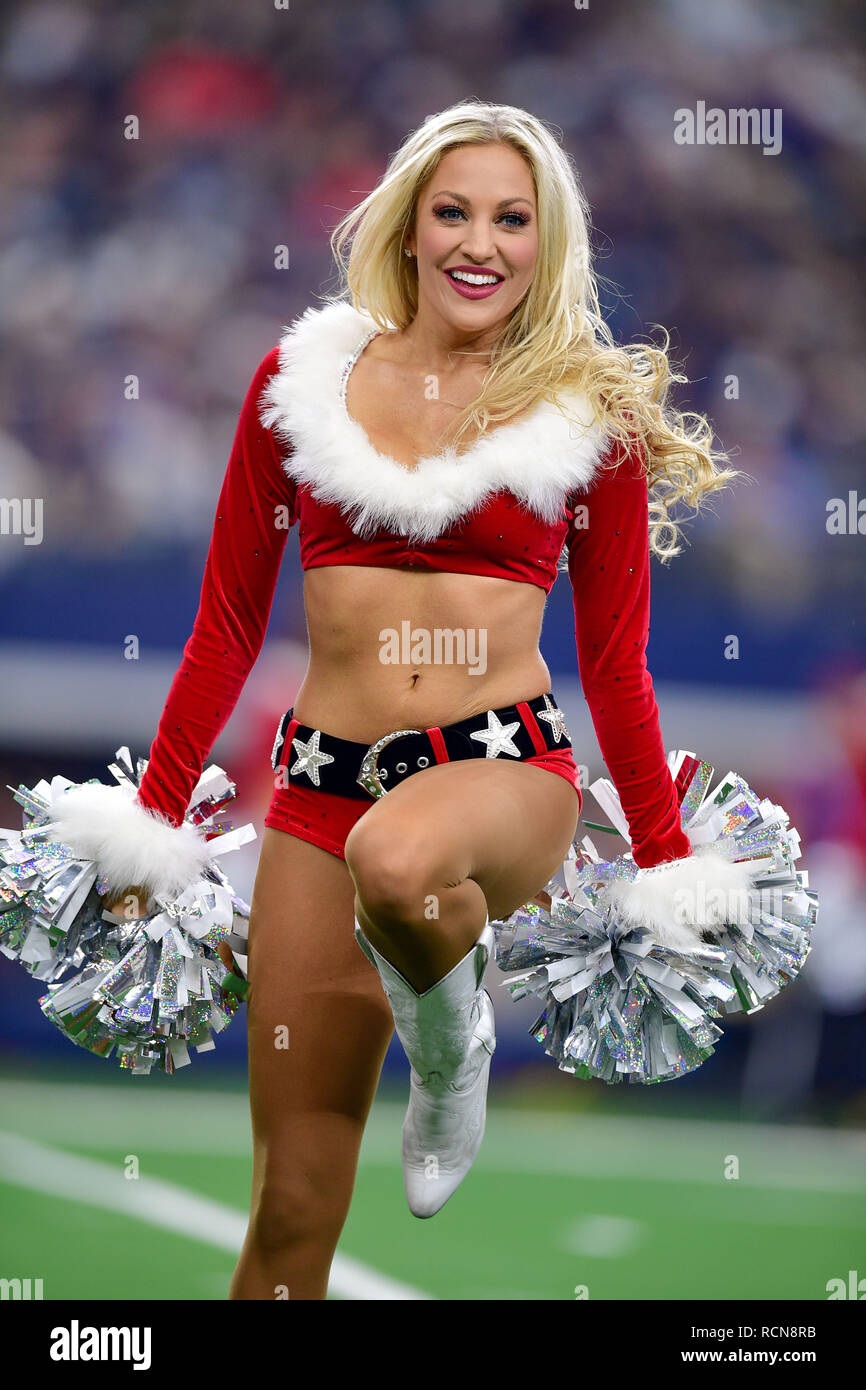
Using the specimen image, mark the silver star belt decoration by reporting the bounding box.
[535,693,569,744]
[469,709,522,759]
[271,715,288,770]
[289,729,335,786]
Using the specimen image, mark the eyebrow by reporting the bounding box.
[430,190,534,210]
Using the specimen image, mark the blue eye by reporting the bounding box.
[433,204,530,228]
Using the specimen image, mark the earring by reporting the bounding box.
[404,248,414,258]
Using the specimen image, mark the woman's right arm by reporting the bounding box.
[50,346,297,910]
[135,346,296,829]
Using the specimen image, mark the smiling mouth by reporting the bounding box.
[445,268,504,286]
[443,267,506,299]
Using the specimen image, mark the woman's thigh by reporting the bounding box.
[244,826,394,1213]
[347,758,581,923]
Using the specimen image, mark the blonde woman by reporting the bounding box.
[76,99,745,1299]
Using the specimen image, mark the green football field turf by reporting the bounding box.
[1,1072,864,1300]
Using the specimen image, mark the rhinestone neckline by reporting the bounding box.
[339,326,381,419]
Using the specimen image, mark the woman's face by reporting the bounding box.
[406,141,539,338]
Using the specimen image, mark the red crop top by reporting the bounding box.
[293,483,566,593]
[135,303,693,871]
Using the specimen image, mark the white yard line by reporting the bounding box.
[0,1130,432,1302]
[1,1077,864,1193]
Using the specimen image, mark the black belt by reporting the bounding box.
[271,692,572,800]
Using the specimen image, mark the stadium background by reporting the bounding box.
[1,0,864,1300]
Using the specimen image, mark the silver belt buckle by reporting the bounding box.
[356,728,422,799]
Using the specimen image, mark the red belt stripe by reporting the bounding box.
[277,716,300,770]
[516,700,548,756]
[425,725,450,765]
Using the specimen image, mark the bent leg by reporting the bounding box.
[230,827,394,1300]
[345,759,579,992]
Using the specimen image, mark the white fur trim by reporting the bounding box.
[605,846,756,955]
[46,783,211,903]
[259,300,609,542]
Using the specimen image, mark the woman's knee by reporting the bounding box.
[345,816,452,928]
[250,1169,347,1254]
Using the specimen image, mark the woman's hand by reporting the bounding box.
[216,940,236,975]
[102,885,151,919]
[217,939,249,999]
[102,886,247,993]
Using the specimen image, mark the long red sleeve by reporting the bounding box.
[566,438,692,869]
[135,347,296,827]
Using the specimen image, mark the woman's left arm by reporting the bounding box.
[565,438,755,950]
[566,436,692,869]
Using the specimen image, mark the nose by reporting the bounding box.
[459,220,497,265]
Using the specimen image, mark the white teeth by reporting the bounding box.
[448,270,500,286]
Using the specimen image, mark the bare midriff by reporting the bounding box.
[292,564,551,742]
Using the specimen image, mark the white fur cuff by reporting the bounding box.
[46,783,212,903]
[604,847,756,955]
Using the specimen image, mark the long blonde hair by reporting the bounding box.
[330,99,744,561]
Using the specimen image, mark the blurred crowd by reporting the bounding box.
[0,0,862,622]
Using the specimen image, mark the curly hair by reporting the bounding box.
[330,98,745,561]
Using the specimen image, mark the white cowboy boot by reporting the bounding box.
[354,915,496,1219]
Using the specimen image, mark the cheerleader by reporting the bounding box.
[54,100,746,1298]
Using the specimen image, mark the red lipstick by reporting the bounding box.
[443,265,505,300]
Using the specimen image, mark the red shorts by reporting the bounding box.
[264,745,582,861]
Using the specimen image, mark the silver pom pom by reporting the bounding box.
[491,750,818,1084]
[0,748,255,1075]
